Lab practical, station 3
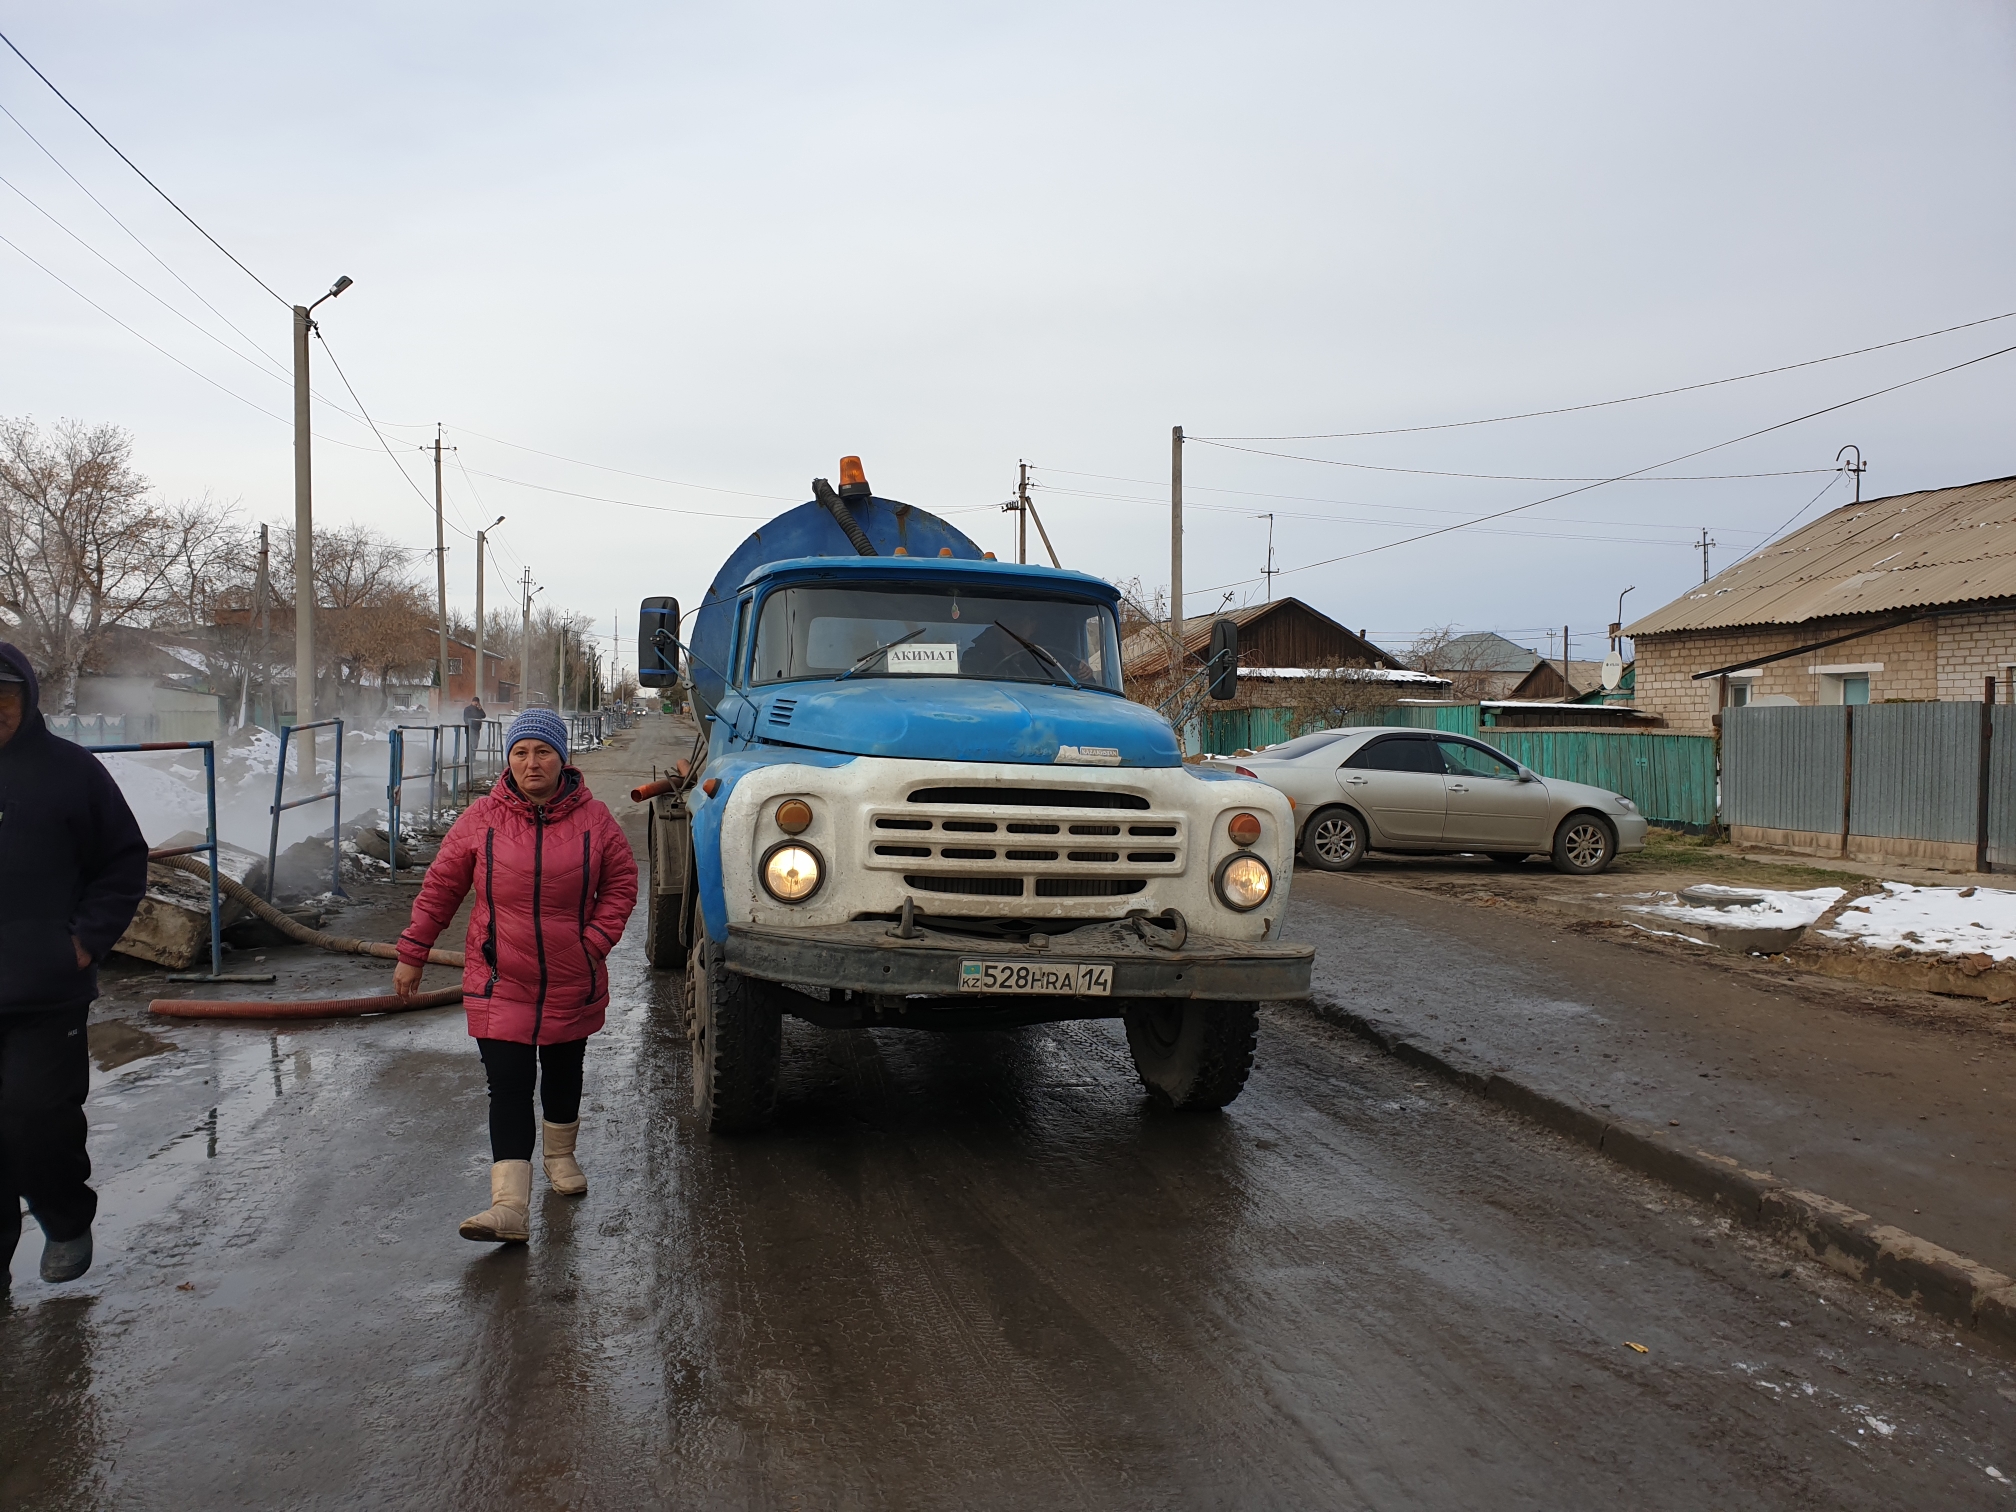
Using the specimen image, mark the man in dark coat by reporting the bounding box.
[0,641,148,1288]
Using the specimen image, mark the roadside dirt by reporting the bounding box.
[1335,842,2016,1043]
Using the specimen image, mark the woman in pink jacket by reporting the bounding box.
[393,708,637,1244]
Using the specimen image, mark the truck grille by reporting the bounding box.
[869,785,1184,900]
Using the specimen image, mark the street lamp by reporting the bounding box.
[474,516,505,705]
[292,274,352,784]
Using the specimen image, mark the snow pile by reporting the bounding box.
[1824,883,2016,962]
[1624,884,1844,931]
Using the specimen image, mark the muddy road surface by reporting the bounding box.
[4,717,2012,1508]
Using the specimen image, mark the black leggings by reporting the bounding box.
[477,1038,587,1162]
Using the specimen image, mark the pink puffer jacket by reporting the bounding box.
[398,769,638,1044]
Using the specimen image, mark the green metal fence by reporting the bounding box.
[1198,703,1717,830]
[1486,729,1717,830]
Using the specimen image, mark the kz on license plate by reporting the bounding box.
[959,960,1113,996]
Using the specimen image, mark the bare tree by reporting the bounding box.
[273,522,435,713]
[1406,624,1498,702]
[0,417,206,712]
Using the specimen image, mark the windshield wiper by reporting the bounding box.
[835,627,928,681]
[992,622,1080,689]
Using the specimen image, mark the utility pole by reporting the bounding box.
[1837,444,1867,504]
[1261,514,1278,601]
[475,518,502,707]
[1561,623,1571,701]
[433,426,451,720]
[519,567,540,709]
[255,523,271,727]
[292,302,315,782]
[1170,425,1184,643]
[556,626,567,712]
[1698,528,1717,584]
[290,275,350,784]
[1017,461,1030,565]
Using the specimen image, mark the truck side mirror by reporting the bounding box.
[1208,617,1239,701]
[639,597,681,687]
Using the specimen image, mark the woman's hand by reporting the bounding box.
[392,960,424,1000]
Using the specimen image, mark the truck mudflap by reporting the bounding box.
[722,918,1313,1004]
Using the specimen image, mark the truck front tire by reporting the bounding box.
[687,934,782,1133]
[1121,1000,1259,1111]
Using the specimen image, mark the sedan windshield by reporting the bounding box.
[749,583,1124,692]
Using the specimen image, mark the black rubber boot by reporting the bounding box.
[40,1227,92,1283]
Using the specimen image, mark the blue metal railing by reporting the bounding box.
[84,741,270,984]
[267,719,347,901]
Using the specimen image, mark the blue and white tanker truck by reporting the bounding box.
[635,458,1313,1131]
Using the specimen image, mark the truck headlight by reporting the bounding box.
[1215,853,1272,912]
[761,841,824,903]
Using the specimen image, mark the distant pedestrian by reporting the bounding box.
[392,708,637,1243]
[0,642,148,1289]
[461,696,486,767]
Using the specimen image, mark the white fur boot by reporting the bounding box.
[542,1119,587,1196]
[458,1160,532,1242]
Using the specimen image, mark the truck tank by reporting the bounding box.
[686,488,986,719]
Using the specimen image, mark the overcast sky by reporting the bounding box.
[3,2,2012,670]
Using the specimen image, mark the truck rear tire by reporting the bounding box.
[687,934,781,1133]
[1122,1000,1259,1110]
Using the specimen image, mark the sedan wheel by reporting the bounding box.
[1551,813,1616,875]
[1301,807,1367,871]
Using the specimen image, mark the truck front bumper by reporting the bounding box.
[723,918,1313,1004]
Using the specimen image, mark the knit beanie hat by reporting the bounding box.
[504,707,569,763]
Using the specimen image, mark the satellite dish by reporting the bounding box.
[1601,651,1624,690]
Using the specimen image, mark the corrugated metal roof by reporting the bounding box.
[1625,475,2016,637]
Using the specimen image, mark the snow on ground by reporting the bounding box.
[1623,883,1845,931]
[1824,882,2016,962]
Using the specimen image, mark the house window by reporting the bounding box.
[447,657,463,675]
[1728,681,1751,708]
[497,682,517,702]
[1813,663,1881,706]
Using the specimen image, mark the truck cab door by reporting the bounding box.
[1336,734,1447,843]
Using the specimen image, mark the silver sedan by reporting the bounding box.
[1216,726,1650,875]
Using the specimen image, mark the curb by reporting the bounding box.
[1304,996,2016,1354]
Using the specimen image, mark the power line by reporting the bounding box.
[1187,338,2016,600]
[412,424,798,504]
[1184,440,1833,482]
[1030,479,1773,538]
[1727,473,1846,567]
[0,28,287,307]
[0,97,289,381]
[1192,308,2016,441]
[312,329,476,538]
[0,226,300,427]
[0,169,296,391]
[459,467,796,522]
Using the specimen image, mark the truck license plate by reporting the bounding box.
[959,960,1113,996]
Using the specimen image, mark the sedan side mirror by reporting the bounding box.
[1516,766,1536,782]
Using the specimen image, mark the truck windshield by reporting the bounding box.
[750,583,1124,691]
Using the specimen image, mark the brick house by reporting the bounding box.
[442,637,519,709]
[1624,475,2016,735]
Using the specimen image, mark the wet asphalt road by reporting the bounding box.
[5,725,2014,1507]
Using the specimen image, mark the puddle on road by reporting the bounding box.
[87,1020,177,1072]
